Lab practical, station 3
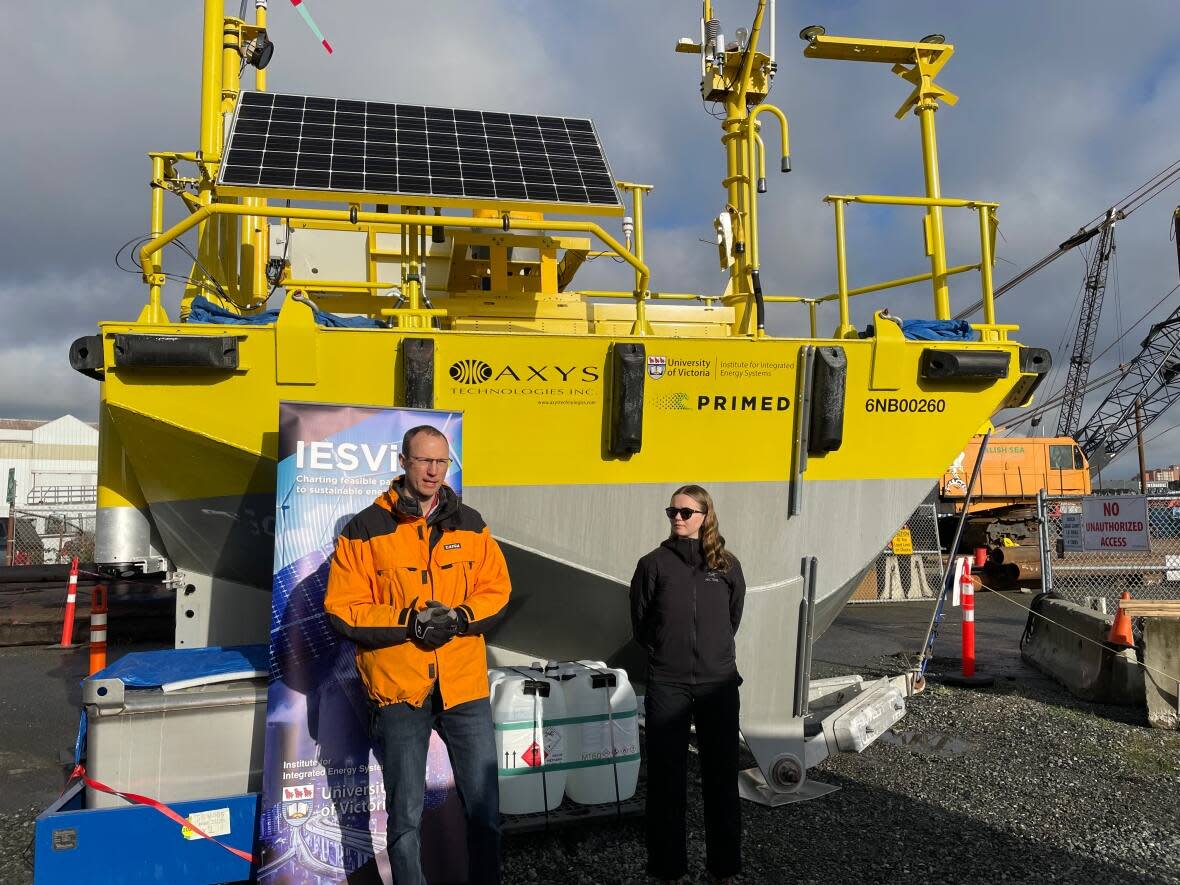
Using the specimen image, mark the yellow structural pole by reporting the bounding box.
[746,131,759,269]
[254,2,267,91]
[719,0,768,335]
[832,198,853,337]
[808,301,818,338]
[406,206,423,317]
[617,181,654,297]
[240,0,270,305]
[189,0,226,319]
[916,101,950,319]
[802,34,959,319]
[977,206,996,325]
[140,155,169,323]
[199,0,224,161]
[218,16,243,303]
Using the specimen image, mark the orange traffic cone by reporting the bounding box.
[1107,591,1135,647]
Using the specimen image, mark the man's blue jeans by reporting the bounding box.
[375,688,501,885]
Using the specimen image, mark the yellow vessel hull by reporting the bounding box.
[92,315,1038,645]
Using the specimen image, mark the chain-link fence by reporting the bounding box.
[2,507,95,566]
[850,503,945,603]
[1038,493,1180,621]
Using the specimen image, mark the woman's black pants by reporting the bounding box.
[643,678,741,880]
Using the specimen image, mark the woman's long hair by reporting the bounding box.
[669,484,734,572]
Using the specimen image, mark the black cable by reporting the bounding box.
[996,281,1180,433]
[113,232,231,301]
[957,159,1180,320]
[1143,420,1180,448]
[1020,591,1060,651]
[260,198,295,306]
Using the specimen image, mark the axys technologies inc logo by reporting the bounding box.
[447,360,601,386]
[450,359,494,385]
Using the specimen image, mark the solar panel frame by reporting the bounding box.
[218,91,623,215]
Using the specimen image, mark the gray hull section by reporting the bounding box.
[469,477,936,774]
[107,477,935,670]
[467,476,936,662]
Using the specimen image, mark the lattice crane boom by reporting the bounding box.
[1077,208,1180,472]
[1056,209,1120,437]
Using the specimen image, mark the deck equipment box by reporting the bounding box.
[81,645,269,809]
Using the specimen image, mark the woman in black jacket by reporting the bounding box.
[630,484,745,885]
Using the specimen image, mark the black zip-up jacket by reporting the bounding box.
[629,538,745,684]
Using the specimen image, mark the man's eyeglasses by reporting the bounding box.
[407,456,452,469]
[665,506,705,520]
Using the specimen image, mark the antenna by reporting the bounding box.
[769,0,776,65]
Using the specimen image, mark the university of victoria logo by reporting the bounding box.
[450,359,494,385]
[647,356,666,380]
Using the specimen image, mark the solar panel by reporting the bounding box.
[218,91,622,214]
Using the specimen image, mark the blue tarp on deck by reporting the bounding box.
[900,319,977,341]
[188,295,381,328]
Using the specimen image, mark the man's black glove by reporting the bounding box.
[410,600,459,649]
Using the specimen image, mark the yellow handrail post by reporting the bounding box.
[832,198,854,337]
[139,155,170,324]
[808,300,818,338]
[617,181,654,284]
[977,206,996,325]
[616,182,655,335]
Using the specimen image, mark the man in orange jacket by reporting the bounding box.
[324,424,511,885]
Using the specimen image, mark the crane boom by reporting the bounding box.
[1077,209,1180,472]
[1056,210,1119,437]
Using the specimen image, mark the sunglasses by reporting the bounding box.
[665,506,706,520]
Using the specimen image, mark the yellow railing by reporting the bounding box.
[137,203,653,333]
[821,194,999,337]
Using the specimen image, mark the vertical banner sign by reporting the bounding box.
[258,403,466,884]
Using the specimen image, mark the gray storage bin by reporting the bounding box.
[83,674,267,809]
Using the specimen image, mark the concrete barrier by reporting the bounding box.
[1020,597,1144,706]
[1143,619,1180,730]
[907,557,933,600]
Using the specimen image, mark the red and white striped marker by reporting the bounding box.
[58,556,80,647]
[289,0,333,54]
[89,584,108,676]
[960,558,976,678]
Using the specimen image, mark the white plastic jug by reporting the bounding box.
[488,667,568,814]
[548,660,641,805]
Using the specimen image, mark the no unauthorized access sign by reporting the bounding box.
[1081,496,1150,552]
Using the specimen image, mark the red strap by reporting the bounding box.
[69,765,255,864]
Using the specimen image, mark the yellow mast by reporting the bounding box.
[687,0,790,337]
[802,30,961,323]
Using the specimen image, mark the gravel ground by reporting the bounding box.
[500,660,1180,885]
[3,605,1178,884]
[0,808,38,885]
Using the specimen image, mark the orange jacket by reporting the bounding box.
[324,482,511,709]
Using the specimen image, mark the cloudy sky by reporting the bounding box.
[2,0,1179,476]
